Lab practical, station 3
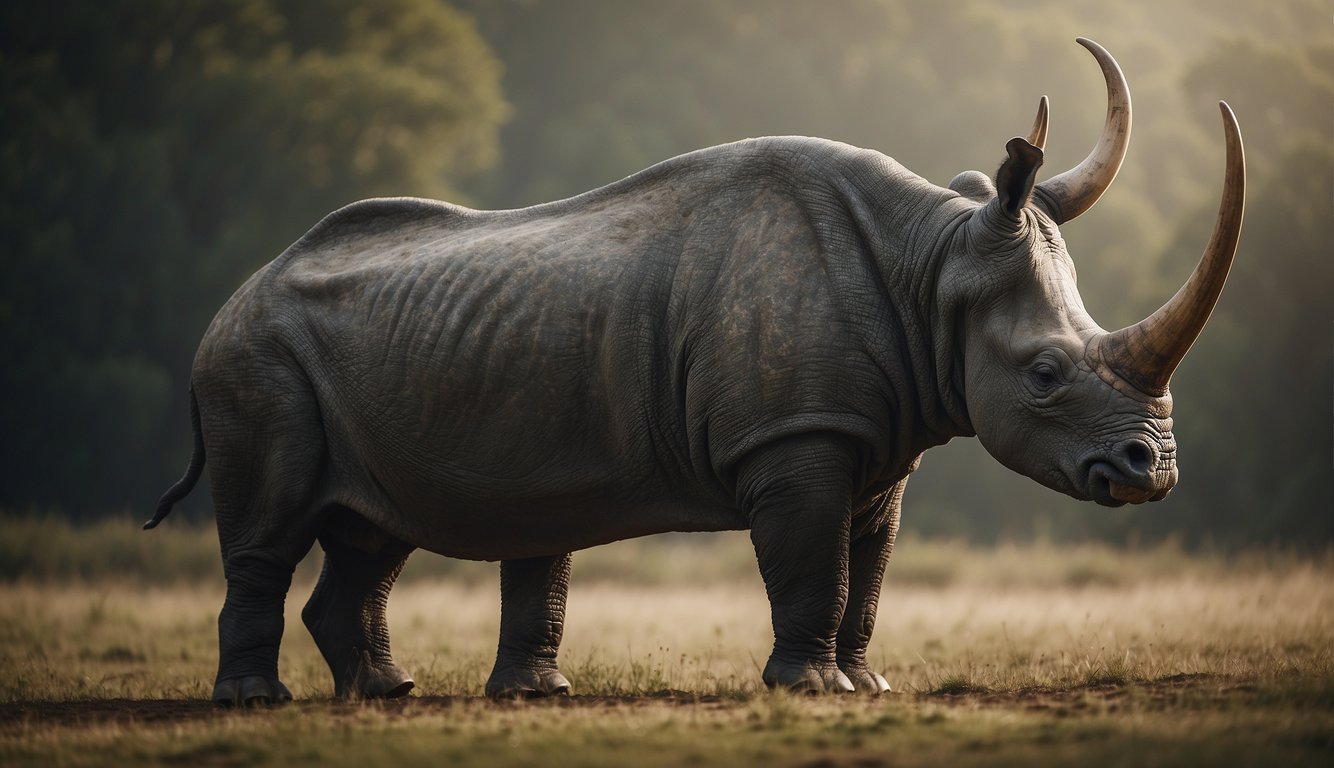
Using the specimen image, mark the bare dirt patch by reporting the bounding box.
[0,698,220,729]
[0,674,1259,731]
[0,691,738,731]
[918,672,1252,714]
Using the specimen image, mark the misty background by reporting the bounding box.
[1,0,1329,548]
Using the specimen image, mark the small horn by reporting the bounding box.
[1090,102,1246,395]
[1032,38,1131,224]
[1027,96,1049,150]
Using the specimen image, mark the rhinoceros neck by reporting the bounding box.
[825,153,976,446]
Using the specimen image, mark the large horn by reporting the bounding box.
[1089,102,1246,395]
[1032,38,1131,224]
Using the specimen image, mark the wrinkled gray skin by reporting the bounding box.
[151,63,1231,704]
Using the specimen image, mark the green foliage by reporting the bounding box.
[0,0,506,515]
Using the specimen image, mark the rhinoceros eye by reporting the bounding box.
[1029,362,1063,393]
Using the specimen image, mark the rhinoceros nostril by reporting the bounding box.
[1121,440,1153,474]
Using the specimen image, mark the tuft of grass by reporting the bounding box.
[930,673,992,696]
[1080,658,1137,688]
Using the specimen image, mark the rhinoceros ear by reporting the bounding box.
[948,170,997,202]
[995,137,1045,218]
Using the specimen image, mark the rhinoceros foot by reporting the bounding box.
[485,662,571,699]
[762,657,855,694]
[333,653,415,700]
[212,676,293,707]
[838,663,892,695]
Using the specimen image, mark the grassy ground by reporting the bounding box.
[0,520,1331,766]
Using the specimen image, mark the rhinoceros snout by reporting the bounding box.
[1085,438,1177,506]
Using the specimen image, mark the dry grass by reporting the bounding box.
[2,563,1329,701]
[0,526,1331,766]
[3,515,1321,589]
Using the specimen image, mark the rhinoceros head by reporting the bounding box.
[945,38,1245,506]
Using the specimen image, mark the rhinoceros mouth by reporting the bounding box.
[1086,461,1169,507]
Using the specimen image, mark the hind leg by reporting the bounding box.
[200,365,324,706]
[211,491,318,706]
[302,511,415,699]
[213,552,302,705]
[486,553,573,698]
[212,490,319,707]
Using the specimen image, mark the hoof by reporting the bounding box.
[841,666,892,695]
[762,658,855,695]
[335,661,415,700]
[485,666,572,700]
[213,676,293,707]
[376,678,415,699]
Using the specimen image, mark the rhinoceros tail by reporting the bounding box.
[144,388,205,530]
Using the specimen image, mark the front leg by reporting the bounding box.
[485,553,573,699]
[739,434,859,694]
[836,478,906,695]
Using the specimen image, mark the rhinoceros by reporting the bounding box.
[148,38,1244,704]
